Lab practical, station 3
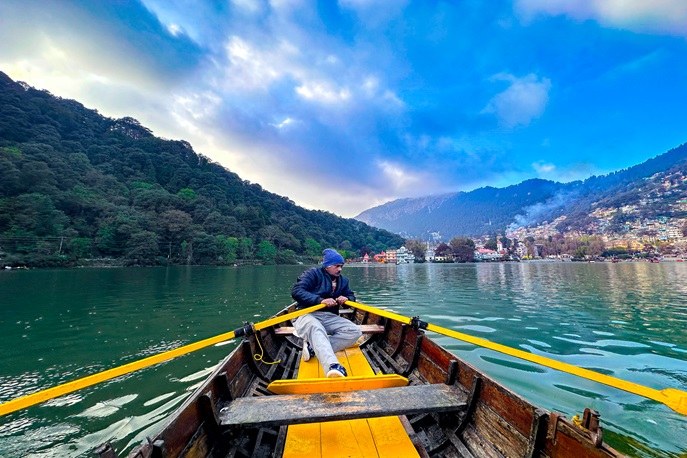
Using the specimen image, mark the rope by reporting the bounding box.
[253,333,281,365]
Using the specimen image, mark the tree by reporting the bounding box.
[192,232,219,264]
[449,237,475,262]
[238,237,253,260]
[256,240,277,264]
[276,249,297,264]
[125,231,159,265]
[216,235,239,264]
[304,238,321,256]
[435,242,451,257]
[68,237,92,259]
[158,210,194,260]
[406,239,426,260]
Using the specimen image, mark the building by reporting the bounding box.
[373,251,387,263]
[396,246,415,264]
[425,242,435,262]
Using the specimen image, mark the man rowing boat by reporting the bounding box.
[291,249,362,378]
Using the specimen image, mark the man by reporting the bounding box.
[291,248,362,378]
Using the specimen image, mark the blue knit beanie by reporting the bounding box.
[322,248,345,267]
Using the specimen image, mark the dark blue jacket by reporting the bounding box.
[291,267,356,314]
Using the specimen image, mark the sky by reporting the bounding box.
[1,1,687,218]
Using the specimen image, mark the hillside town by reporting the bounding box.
[358,211,687,264]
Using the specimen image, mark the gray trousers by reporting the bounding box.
[294,311,362,371]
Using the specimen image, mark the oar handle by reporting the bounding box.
[345,300,687,416]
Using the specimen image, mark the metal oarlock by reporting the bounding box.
[234,322,255,338]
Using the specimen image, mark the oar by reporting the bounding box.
[346,300,687,416]
[0,303,326,417]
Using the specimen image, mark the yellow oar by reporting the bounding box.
[0,303,326,417]
[346,300,687,416]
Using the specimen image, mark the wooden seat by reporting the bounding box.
[219,384,466,427]
[273,324,384,335]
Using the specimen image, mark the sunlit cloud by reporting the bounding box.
[533,161,556,174]
[377,160,423,190]
[167,23,183,36]
[296,81,351,104]
[482,73,551,128]
[515,0,687,36]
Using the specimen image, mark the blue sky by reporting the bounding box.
[1,1,687,217]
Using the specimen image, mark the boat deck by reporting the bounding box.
[282,345,420,458]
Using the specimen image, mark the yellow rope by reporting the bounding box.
[253,327,281,365]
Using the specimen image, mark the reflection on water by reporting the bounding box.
[1,263,686,457]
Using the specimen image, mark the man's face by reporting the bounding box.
[325,264,344,277]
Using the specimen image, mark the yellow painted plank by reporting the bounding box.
[367,417,420,458]
[283,356,323,457]
[285,344,419,458]
[268,374,408,394]
[345,348,420,458]
[298,358,321,379]
[344,346,376,376]
[321,419,378,458]
[283,423,321,458]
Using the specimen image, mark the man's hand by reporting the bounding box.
[323,298,338,307]
[335,296,348,305]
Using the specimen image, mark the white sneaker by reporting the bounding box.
[326,363,347,378]
[302,340,315,362]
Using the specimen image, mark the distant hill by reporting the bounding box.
[0,71,404,267]
[355,143,687,240]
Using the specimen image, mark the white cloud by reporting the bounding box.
[272,117,296,129]
[482,73,551,128]
[296,81,351,103]
[516,0,687,36]
[222,36,285,90]
[533,161,556,174]
[167,23,183,36]
[377,160,422,190]
[231,0,263,14]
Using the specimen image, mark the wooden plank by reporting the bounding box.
[343,345,420,457]
[268,374,408,394]
[274,324,384,336]
[367,416,420,458]
[321,419,379,458]
[345,345,376,376]
[284,346,422,458]
[219,384,467,428]
[282,423,321,458]
[318,348,379,457]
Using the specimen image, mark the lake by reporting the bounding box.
[1,262,686,457]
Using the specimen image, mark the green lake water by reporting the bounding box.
[0,263,686,457]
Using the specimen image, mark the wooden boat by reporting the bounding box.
[95,303,625,458]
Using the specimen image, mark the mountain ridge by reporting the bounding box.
[355,143,687,240]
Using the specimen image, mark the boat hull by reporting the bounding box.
[97,304,624,458]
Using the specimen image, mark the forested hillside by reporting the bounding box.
[0,72,404,267]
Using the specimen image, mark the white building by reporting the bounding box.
[396,246,415,264]
[425,242,435,262]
